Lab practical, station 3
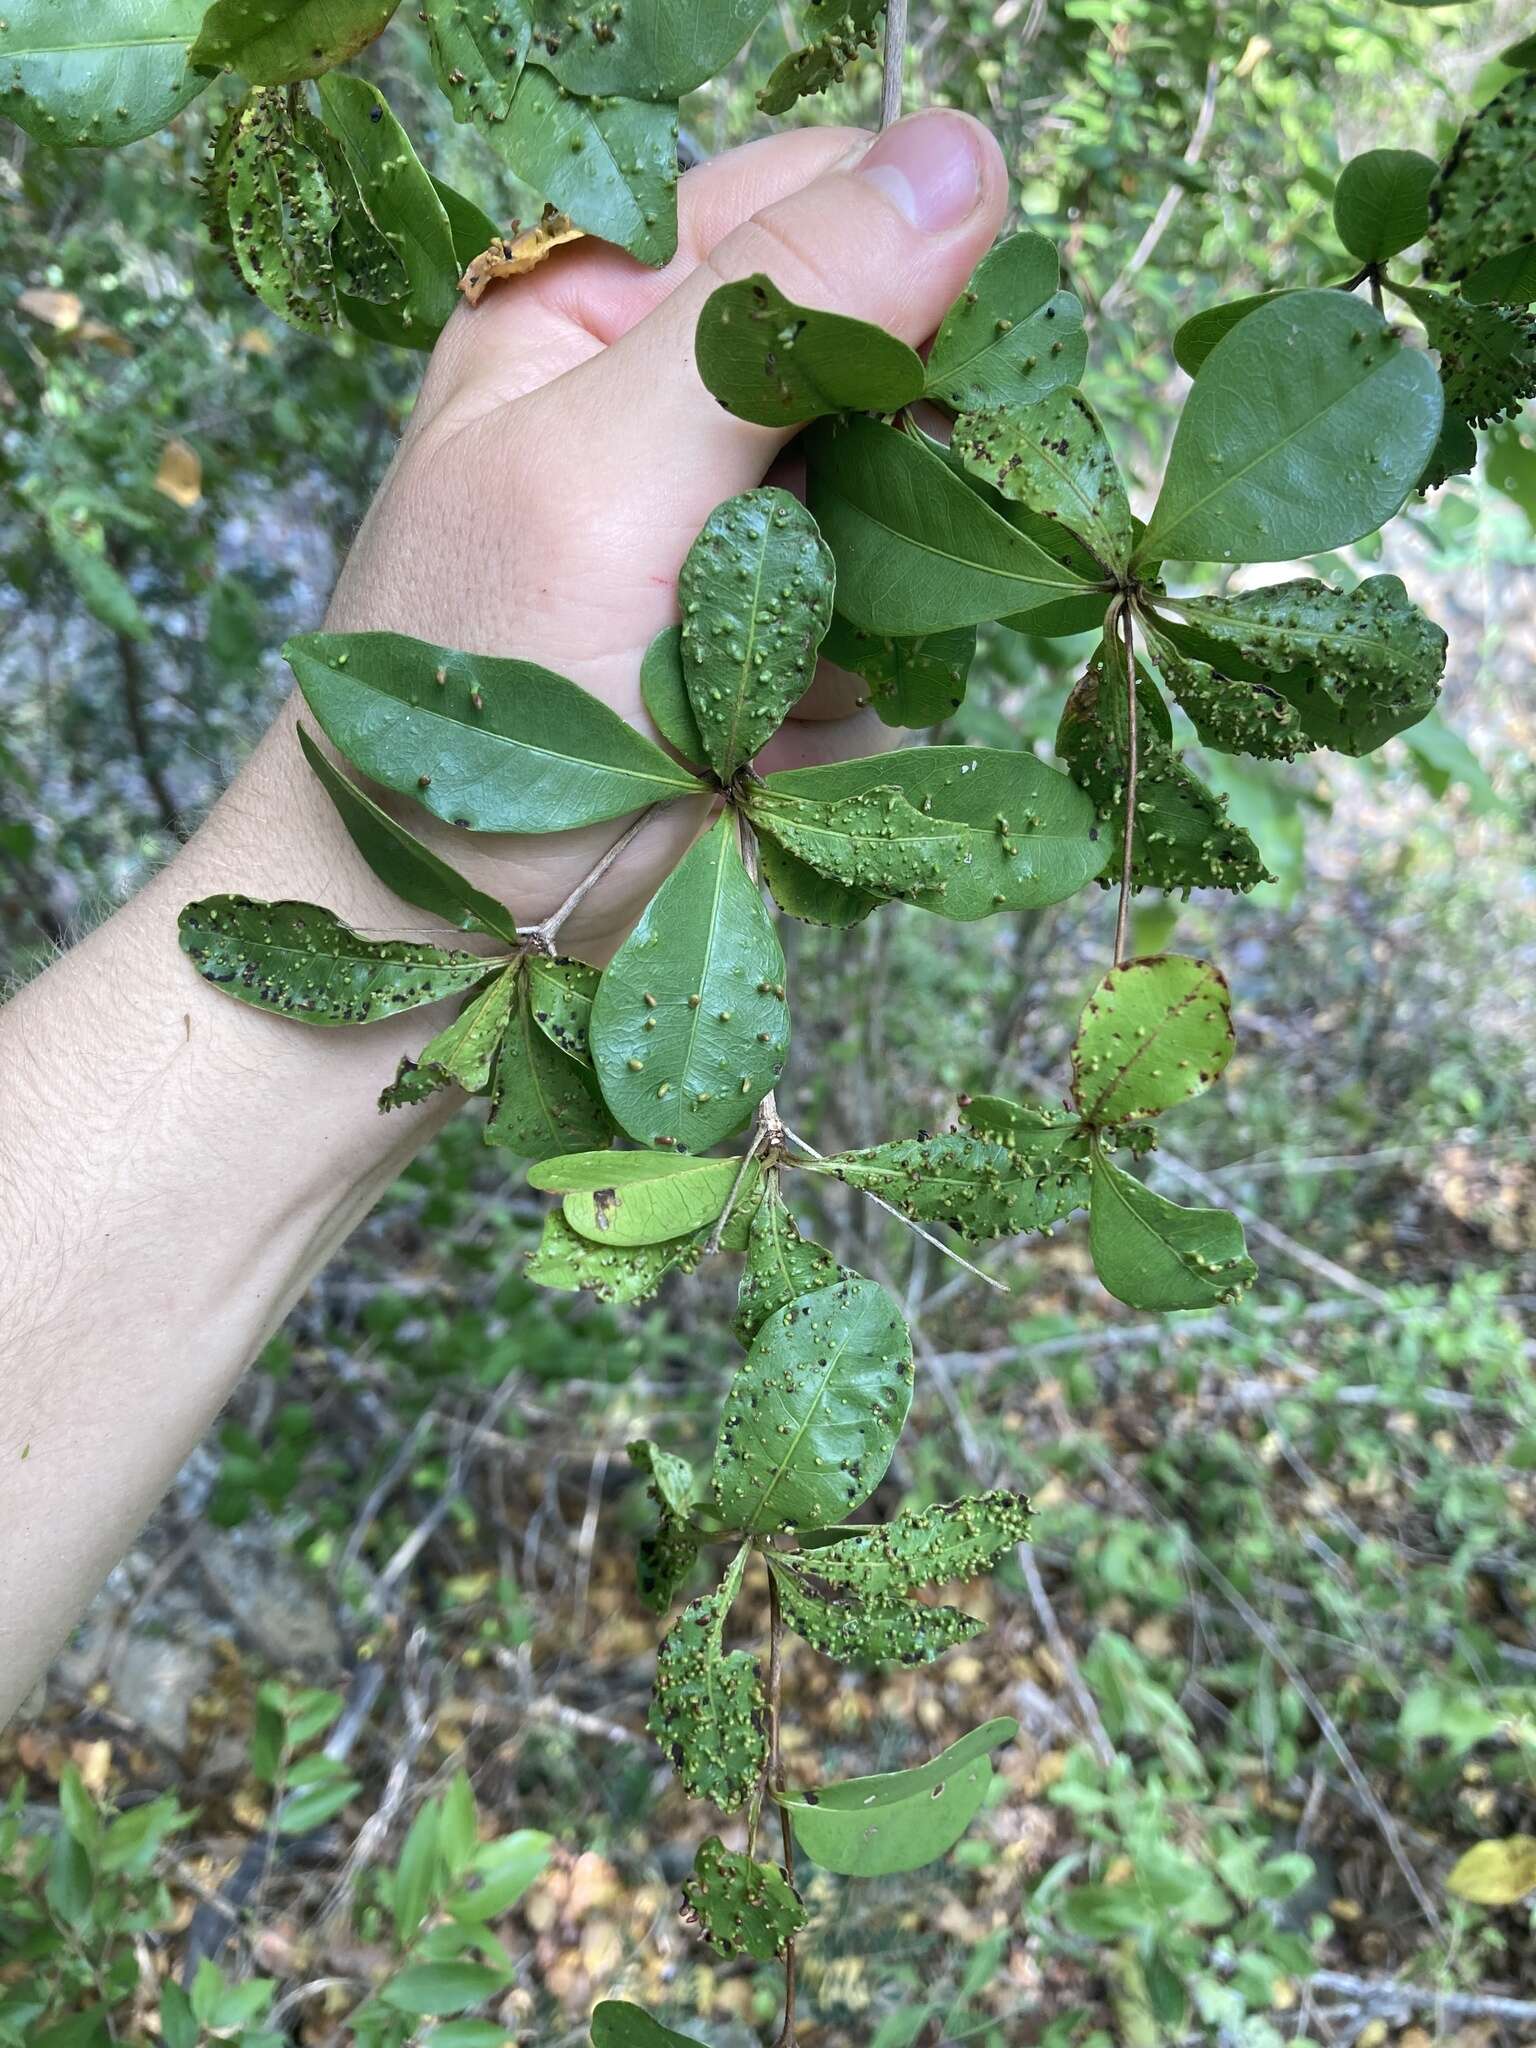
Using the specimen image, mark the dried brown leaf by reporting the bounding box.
[458,209,586,305]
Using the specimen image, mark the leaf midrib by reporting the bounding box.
[1144,342,1415,557]
[750,1295,872,1527]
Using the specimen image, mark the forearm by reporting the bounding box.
[0,694,465,1718]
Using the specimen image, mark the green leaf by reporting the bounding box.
[640,625,705,770]
[1426,70,1536,304]
[681,1836,807,1961]
[954,390,1132,576]
[757,831,881,928]
[925,233,1087,412]
[530,1148,755,1244]
[806,1130,1091,1239]
[628,1437,694,1515]
[712,1278,913,1532]
[755,0,882,115]
[0,0,209,147]
[526,1208,683,1301]
[1150,574,1446,757]
[192,0,397,83]
[679,488,834,780]
[46,514,150,639]
[773,1563,983,1668]
[391,1798,443,1945]
[590,2002,710,2048]
[526,954,600,1064]
[379,1963,512,2017]
[485,992,613,1158]
[777,1718,1017,1877]
[763,744,1103,919]
[287,631,702,832]
[527,0,771,98]
[1332,148,1438,263]
[276,1775,361,1832]
[1089,1151,1256,1311]
[734,1186,851,1344]
[298,725,521,943]
[179,896,501,1024]
[317,75,460,345]
[634,1510,698,1614]
[590,815,787,1150]
[1170,291,1295,379]
[447,1829,553,1920]
[1394,283,1536,433]
[1071,953,1234,1126]
[799,1490,1032,1596]
[745,783,967,899]
[647,1555,765,1811]
[1138,290,1443,567]
[693,273,924,428]
[487,65,678,268]
[422,0,530,125]
[1138,619,1308,762]
[210,92,341,335]
[426,2025,525,2048]
[380,965,519,1108]
[806,414,1099,636]
[1055,635,1272,895]
[820,616,975,727]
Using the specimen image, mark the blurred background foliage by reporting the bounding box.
[2,2,1535,2045]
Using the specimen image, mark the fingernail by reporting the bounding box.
[856,111,985,233]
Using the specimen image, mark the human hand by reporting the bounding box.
[317,111,1008,954]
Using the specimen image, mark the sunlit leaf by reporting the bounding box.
[287,630,702,832]
[647,1552,765,1811]
[712,1278,913,1532]
[953,389,1132,574]
[925,234,1087,412]
[681,1835,806,1960]
[772,1563,984,1667]
[379,1962,512,2016]
[1139,291,1443,567]
[207,92,341,334]
[178,896,501,1023]
[1445,1836,1536,1906]
[777,1718,1018,1877]
[679,488,833,779]
[1071,953,1234,1125]
[1089,1150,1255,1310]
[1,0,209,147]
[806,414,1099,635]
[529,1148,757,1245]
[525,1209,692,1303]
[694,273,924,427]
[590,815,787,1150]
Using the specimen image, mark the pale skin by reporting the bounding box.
[0,110,1008,1724]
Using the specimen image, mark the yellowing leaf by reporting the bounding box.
[18,286,83,331]
[458,208,585,305]
[154,438,203,509]
[237,326,275,356]
[1446,1836,1536,1906]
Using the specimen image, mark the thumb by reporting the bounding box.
[560,110,1009,511]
